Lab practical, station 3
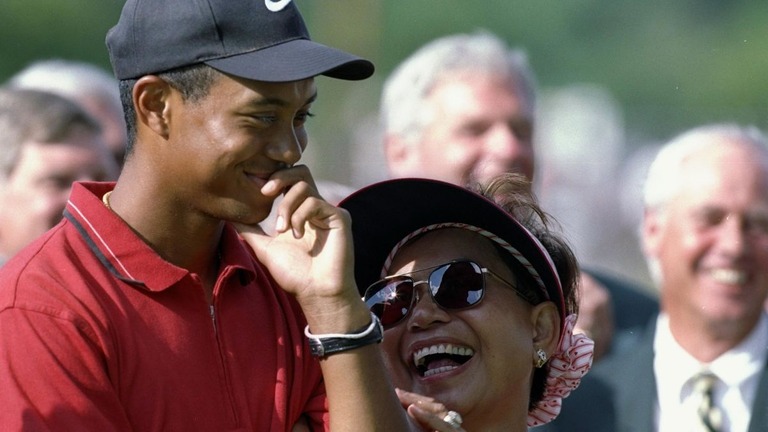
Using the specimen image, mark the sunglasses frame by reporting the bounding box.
[363,259,539,328]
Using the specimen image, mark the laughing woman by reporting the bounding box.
[339,174,594,431]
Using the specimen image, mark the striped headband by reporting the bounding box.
[381,222,561,303]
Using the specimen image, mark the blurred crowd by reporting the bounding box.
[0,4,766,431]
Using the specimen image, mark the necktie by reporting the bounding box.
[692,371,723,432]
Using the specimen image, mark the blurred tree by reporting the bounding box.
[1,0,765,184]
[0,1,122,79]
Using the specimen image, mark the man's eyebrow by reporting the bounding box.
[245,92,318,108]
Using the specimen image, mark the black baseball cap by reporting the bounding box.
[338,178,566,321]
[106,0,374,82]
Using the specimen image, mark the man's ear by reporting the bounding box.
[132,75,173,140]
[642,208,663,258]
[384,135,418,178]
[531,301,560,359]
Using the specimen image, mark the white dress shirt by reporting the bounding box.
[653,312,768,432]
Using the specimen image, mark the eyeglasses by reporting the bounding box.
[363,260,538,328]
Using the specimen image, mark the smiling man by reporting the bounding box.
[0,1,416,431]
[639,125,768,432]
[380,32,658,364]
[548,124,768,432]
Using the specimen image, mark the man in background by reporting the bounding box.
[380,31,657,361]
[8,59,128,169]
[547,124,768,431]
[0,87,118,266]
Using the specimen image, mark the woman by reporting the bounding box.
[338,174,594,431]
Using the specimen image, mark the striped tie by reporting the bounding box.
[692,371,723,432]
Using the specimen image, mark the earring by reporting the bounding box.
[534,348,548,368]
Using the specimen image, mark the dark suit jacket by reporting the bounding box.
[536,318,768,432]
[585,268,658,358]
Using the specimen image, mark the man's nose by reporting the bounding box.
[267,128,303,166]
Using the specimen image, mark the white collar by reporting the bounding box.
[654,312,768,400]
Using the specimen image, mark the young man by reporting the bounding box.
[0,1,419,430]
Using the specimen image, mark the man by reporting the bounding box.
[0,88,118,266]
[382,32,535,186]
[549,124,768,432]
[380,31,657,361]
[0,1,422,430]
[7,59,128,169]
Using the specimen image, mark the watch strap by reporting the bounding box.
[306,313,384,358]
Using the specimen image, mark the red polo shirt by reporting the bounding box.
[0,182,327,431]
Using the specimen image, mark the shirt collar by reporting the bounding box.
[709,313,768,387]
[654,312,768,401]
[64,181,256,292]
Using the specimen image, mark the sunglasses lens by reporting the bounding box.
[365,261,487,327]
[431,261,484,309]
[364,277,414,326]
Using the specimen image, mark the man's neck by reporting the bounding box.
[666,309,760,363]
[107,176,226,294]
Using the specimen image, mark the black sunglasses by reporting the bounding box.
[363,260,539,328]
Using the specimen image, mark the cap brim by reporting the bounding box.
[339,178,564,318]
[205,39,374,82]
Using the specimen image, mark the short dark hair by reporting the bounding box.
[118,64,220,155]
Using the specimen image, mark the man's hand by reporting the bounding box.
[574,272,615,362]
[235,165,366,332]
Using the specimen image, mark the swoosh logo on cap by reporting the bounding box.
[265,0,292,12]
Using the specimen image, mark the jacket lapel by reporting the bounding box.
[620,321,657,432]
[748,354,768,432]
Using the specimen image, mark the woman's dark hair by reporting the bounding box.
[472,173,580,410]
[118,63,219,156]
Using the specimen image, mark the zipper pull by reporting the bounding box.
[209,304,217,333]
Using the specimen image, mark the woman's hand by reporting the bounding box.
[397,388,467,432]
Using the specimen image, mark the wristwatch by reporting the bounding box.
[305,313,384,358]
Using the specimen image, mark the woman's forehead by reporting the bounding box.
[389,228,503,272]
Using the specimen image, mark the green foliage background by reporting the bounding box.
[1,0,766,184]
